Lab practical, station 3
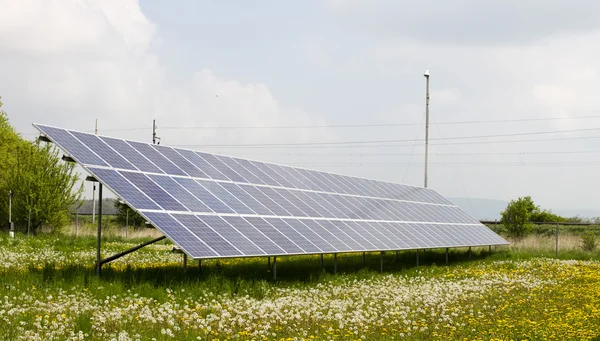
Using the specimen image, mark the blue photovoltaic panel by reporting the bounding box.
[128,141,187,176]
[148,174,213,213]
[197,180,255,215]
[100,136,164,174]
[218,183,274,216]
[218,156,266,185]
[197,215,265,256]
[173,177,234,214]
[120,171,187,212]
[244,217,304,254]
[222,216,285,255]
[153,145,208,179]
[87,167,160,210]
[176,149,229,181]
[33,123,508,260]
[265,218,321,253]
[70,131,137,170]
[173,214,242,257]
[283,219,337,252]
[37,125,108,166]
[197,152,247,183]
[142,212,218,258]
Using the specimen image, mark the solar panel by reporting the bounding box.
[34,123,508,259]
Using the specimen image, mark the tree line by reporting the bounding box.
[0,98,83,233]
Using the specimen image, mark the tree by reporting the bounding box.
[500,196,537,239]
[114,201,146,228]
[529,209,566,223]
[0,98,83,232]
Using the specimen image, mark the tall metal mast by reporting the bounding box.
[424,70,430,188]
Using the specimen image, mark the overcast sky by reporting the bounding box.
[1,1,600,214]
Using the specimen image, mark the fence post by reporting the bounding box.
[555,221,559,258]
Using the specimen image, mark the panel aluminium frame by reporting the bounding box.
[34,123,509,262]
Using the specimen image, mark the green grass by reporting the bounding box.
[2,232,600,340]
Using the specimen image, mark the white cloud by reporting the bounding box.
[0,0,337,199]
[0,0,331,150]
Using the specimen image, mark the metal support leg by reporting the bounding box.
[96,184,103,276]
[416,249,419,267]
[198,259,202,274]
[380,252,384,273]
[489,245,491,253]
[273,256,277,280]
[268,256,271,271]
[445,248,449,265]
[183,254,188,272]
[320,254,323,270]
[468,246,472,260]
[395,250,398,262]
[362,252,366,266]
[334,253,337,274]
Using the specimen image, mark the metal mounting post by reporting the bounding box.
[380,252,383,273]
[416,249,419,267]
[488,245,491,253]
[468,246,472,260]
[395,250,398,262]
[267,256,271,271]
[96,183,103,276]
[273,256,277,280]
[362,252,366,266]
[183,254,188,272]
[320,254,323,270]
[445,248,449,265]
[198,259,202,273]
[334,253,337,273]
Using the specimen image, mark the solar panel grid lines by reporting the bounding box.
[70,131,138,171]
[33,123,508,260]
[198,152,247,183]
[101,136,165,174]
[128,141,188,176]
[154,145,209,179]
[141,212,219,258]
[38,125,109,167]
[43,123,464,210]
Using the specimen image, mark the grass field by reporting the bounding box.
[1,230,600,340]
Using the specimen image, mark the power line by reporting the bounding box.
[172,127,600,148]
[234,150,600,156]
[82,114,600,133]
[288,161,600,167]
[198,134,600,149]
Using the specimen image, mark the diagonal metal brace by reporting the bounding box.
[98,236,166,267]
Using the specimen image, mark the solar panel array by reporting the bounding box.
[34,123,508,259]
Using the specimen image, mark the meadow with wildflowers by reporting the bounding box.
[1,232,600,340]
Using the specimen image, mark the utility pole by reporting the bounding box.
[424,70,430,188]
[8,190,15,238]
[152,120,160,145]
[92,119,98,223]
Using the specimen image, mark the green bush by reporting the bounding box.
[581,231,597,251]
[501,196,536,239]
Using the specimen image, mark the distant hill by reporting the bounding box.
[450,197,600,221]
